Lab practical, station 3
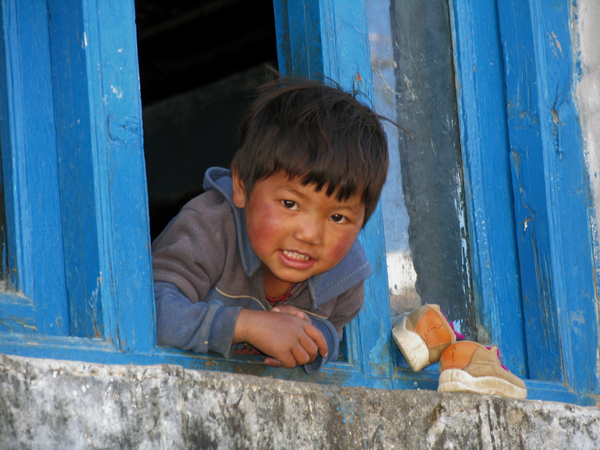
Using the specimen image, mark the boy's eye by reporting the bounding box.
[282,200,299,210]
[330,214,348,224]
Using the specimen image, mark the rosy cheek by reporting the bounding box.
[246,203,280,252]
[329,230,359,261]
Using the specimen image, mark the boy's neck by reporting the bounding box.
[262,264,294,298]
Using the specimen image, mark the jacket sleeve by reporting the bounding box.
[152,192,243,358]
[151,191,234,304]
[155,281,241,358]
[303,316,339,374]
[301,282,364,373]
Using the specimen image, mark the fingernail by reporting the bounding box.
[272,308,280,312]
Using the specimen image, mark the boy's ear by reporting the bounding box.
[231,170,247,208]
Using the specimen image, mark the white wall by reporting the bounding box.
[575,1,600,271]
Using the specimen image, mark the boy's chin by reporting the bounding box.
[271,271,312,285]
[263,265,316,287]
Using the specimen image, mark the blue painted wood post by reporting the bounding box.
[454,0,599,400]
[0,0,71,335]
[525,0,598,395]
[449,0,528,377]
[274,0,324,79]
[497,0,563,383]
[0,0,154,351]
[81,0,155,353]
[34,0,154,350]
[48,1,104,339]
[274,0,394,381]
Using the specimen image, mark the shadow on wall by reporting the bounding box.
[135,0,278,241]
[142,64,273,241]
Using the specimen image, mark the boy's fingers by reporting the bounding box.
[264,357,283,367]
[291,345,312,366]
[269,306,311,324]
[295,311,311,323]
[274,351,298,369]
[305,325,328,358]
[268,355,294,368]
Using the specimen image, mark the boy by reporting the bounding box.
[151,78,388,373]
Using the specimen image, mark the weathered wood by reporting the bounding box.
[0,0,596,405]
[450,0,528,375]
[0,0,70,335]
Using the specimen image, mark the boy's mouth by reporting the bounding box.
[282,250,311,261]
[278,249,316,271]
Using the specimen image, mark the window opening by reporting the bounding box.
[136,0,473,369]
[134,1,358,366]
[366,0,477,347]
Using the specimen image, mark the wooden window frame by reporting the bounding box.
[0,0,597,405]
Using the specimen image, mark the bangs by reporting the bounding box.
[231,79,388,224]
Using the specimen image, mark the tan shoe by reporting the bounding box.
[438,341,527,399]
[392,304,457,372]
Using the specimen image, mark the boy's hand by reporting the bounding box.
[234,309,327,369]
[271,305,312,324]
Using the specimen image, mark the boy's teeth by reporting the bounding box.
[283,250,309,261]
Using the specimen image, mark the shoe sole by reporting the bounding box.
[392,316,430,372]
[438,368,527,399]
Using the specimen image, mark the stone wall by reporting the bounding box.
[1,353,599,449]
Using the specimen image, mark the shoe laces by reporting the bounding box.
[438,309,466,341]
[438,308,510,373]
[486,346,509,371]
[443,314,509,372]
[449,322,465,341]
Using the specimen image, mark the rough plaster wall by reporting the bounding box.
[576,2,600,251]
[1,354,599,450]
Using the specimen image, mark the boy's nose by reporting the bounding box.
[295,215,322,245]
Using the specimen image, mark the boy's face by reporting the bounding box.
[232,170,365,296]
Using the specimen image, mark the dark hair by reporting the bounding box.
[231,78,389,225]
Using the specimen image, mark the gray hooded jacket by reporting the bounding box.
[152,167,372,373]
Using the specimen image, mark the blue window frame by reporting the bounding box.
[0,0,154,355]
[451,0,599,402]
[0,0,597,406]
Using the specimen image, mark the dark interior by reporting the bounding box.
[135,0,278,239]
[135,0,277,108]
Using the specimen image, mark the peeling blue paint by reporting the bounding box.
[0,0,596,406]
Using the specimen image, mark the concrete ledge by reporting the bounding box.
[1,353,599,449]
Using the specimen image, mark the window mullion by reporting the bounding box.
[48,0,103,339]
[275,0,395,380]
[527,0,599,395]
[80,0,154,353]
[0,1,71,336]
[496,0,563,382]
[449,0,528,375]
